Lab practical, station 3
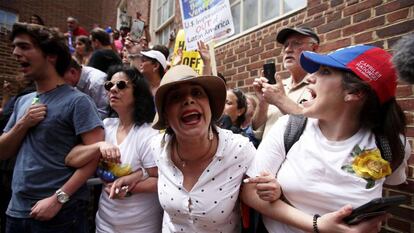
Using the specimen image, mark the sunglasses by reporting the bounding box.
[104,80,129,91]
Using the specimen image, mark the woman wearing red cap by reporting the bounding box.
[242,45,410,233]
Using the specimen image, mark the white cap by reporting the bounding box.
[140,50,167,70]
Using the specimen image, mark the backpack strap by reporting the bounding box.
[284,115,307,154]
[375,134,392,163]
[375,134,405,171]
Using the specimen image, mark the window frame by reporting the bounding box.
[216,0,306,48]
[151,0,175,45]
[116,0,131,29]
[0,8,18,30]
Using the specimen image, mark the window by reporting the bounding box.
[116,0,131,29]
[155,0,175,45]
[229,0,306,36]
[0,9,18,30]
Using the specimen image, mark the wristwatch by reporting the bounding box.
[55,189,70,204]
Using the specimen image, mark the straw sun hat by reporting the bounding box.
[152,65,226,130]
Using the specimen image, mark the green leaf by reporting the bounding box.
[365,179,375,189]
[351,145,362,157]
[341,165,354,173]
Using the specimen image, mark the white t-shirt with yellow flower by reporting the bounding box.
[247,115,411,233]
[95,118,162,233]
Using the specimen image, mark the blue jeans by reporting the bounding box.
[5,200,88,233]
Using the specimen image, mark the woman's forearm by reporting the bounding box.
[65,142,102,168]
[241,182,313,232]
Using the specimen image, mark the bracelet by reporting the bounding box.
[140,167,149,180]
[313,214,321,233]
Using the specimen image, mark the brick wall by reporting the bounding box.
[124,0,151,26]
[0,27,19,94]
[0,0,118,31]
[0,0,119,99]
[215,0,414,232]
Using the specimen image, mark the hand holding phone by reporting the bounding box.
[343,195,407,225]
[263,63,276,84]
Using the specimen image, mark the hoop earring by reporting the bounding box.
[208,125,213,141]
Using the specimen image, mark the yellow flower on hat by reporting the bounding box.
[352,148,392,180]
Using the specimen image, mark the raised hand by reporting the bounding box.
[197,40,211,63]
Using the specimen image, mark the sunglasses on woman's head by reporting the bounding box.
[104,80,129,91]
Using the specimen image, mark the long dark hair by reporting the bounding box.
[231,88,247,128]
[342,71,406,170]
[106,65,155,126]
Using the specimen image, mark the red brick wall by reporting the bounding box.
[0,0,118,31]
[0,0,119,98]
[0,27,19,91]
[124,0,151,26]
[214,1,414,232]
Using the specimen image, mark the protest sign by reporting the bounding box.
[172,29,204,74]
[130,19,145,41]
[179,0,234,51]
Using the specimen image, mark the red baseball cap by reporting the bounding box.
[300,45,397,104]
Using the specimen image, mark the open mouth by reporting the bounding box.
[308,88,316,99]
[284,55,294,60]
[181,110,201,124]
[20,62,30,68]
[307,88,316,99]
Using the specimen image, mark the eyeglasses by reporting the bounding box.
[283,40,315,50]
[104,80,129,91]
[140,56,152,63]
[127,54,142,60]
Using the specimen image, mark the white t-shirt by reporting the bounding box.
[95,118,163,233]
[247,115,411,233]
[152,128,255,233]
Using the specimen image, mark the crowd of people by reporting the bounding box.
[0,12,413,233]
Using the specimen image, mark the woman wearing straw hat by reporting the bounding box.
[151,65,263,233]
[242,45,410,233]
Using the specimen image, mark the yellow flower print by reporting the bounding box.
[342,145,392,189]
[352,148,392,180]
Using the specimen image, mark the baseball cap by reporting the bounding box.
[141,50,167,70]
[276,27,320,44]
[300,45,397,104]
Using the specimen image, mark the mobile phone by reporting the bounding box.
[343,195,407,225]
[263,63,276,84]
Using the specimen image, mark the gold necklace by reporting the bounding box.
[174,136,214,168]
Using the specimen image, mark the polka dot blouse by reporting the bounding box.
[152,128,255,233]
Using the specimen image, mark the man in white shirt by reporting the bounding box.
[64,58,109,119]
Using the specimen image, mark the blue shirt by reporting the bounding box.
[4,84,103,218]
